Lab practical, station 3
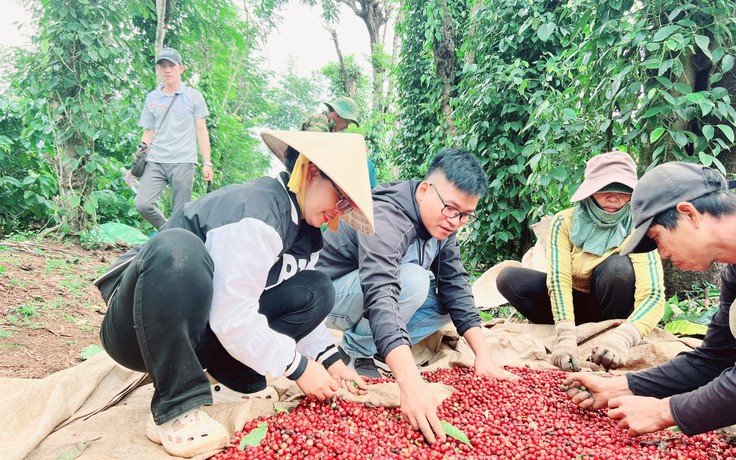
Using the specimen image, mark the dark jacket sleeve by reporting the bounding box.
[436,234,481,336]
[626,263,736,435]
[357,205,416,359]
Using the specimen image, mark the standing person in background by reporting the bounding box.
[564,161,736,437]
[300,96,377,188]
[135,47,214,229]
[496,151,665,371]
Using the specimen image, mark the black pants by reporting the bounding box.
[495,254,636,324]
[98,228,334,424]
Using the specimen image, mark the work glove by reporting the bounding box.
[552,321,580,371]
[592,321,641,369]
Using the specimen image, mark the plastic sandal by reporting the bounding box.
[145,407,229,458]
[211,383,279,403]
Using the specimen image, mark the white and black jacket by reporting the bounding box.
[97,172,340,381]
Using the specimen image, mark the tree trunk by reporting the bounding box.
[47,100,93,233]
[327,28,356,97]
[383,9,402,116]
[433,0,458,135]
[337,0,393,111]
[155,0,167,51]
[662,259,723,300]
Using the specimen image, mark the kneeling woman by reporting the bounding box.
[95,130,374,458]
[496,151,664,372]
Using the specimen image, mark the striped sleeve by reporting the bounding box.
[546,211,576,323]
[625,250,666,336]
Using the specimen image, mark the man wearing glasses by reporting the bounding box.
[317,149,516,445]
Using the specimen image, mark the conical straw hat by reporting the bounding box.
[260,130,374,235]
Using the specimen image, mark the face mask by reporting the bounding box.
[729,301,736,339]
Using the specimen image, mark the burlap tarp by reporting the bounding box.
[2,319,699,460]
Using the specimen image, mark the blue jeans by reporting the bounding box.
[326,263,451,358]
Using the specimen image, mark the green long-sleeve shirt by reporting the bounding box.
[547,208,665,336]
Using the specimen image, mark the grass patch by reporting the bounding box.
[8,278,31,288]
[12,303,41,318]
[59,275,88,298]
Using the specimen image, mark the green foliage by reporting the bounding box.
[660,281,720,332]
[174,0,275,187]
[394,0,736,269]
[22,0,148,232]
[321,55,372,116]
[1,0,286,237]
[265,60,325,130]
[393,0,467,181]
[664,319,708,337]
[0,96,60,235]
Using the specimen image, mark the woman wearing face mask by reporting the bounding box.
[94,130,374,458]
[496,151,665,372]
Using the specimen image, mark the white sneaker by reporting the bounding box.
[210,383,279,404]
[372,354,391,373]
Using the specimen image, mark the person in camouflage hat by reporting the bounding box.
[300,96,377,188]
[301,96,360,132]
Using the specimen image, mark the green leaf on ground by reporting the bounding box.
[440,420,471,446]
[57,437,101,460]
[239,422,268,450]
[664,320,708,337]
[80,344,103,360]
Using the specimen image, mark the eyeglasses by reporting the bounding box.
[429,183,478,224]
[327,177,355,215]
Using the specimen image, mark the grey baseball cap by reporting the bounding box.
[620,162,732,255]
[155,47,183,65]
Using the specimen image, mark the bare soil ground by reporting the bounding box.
[0,238,125,379]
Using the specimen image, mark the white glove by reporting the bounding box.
[552,321,580,371]
[592,322,641,369]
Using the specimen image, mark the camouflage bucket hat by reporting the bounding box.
[325,96,359,126]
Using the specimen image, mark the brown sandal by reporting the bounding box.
[145,407,229,458]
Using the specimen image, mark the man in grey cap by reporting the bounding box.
[134,47,213,229]
[562,161,736,438]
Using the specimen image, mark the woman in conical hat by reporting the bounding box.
[93,130,374,458]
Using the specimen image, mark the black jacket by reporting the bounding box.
[317,180,481,359]
[627,263,736,435]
